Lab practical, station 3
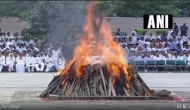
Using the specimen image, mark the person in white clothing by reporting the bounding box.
[176,37,183,48]
[52,48,62,59]
[35,53,45,72]
[183,52,189,62]
[171,53,178,60]
[181,35,189,43]
[153,53,161,60]
[15,54,26,73]
[55,52,66,71]
[133,53,143,61]
[148,33,156,40]
[26,53,36,72]
[178,53,184,60]
[144,53,153,62]
[0,53,6,72]
[45,52,55,72]
[6,53,15,72]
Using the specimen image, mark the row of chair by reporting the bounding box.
[128,60,188,72]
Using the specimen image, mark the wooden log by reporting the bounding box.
[123,88,129,96]
[62,80,68,95]
[40,76,62,97]
[136,74,154,96]
[108,77,112,96]
[75,78,81,96]
[141,84,152,96]
[86,83,91,96]
[92,74,98,96]
[99,66,108,96]
[65,79,76,96]
[111,83,116,96]
[98,84,105,96]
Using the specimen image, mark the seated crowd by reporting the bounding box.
[0,29,65,73]
[115,24,190,68]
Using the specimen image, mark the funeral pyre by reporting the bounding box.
[40,1,170,98]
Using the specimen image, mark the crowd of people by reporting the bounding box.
[0,22,189,73]
[116,23,190,66]
[0,28,66,73]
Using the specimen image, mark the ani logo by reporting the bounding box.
[143,15,173,29]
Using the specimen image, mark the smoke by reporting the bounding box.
[47,1,88,60]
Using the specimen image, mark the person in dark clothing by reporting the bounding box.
[173,23,178,36]
[180,23,188,36]
[115,28,124,37]
[161,32,167,42]
[176,44,182,55]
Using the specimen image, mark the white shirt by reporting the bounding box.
[183,48,190,52]
[132,36,137,42]
[143,47,151,52]
[16,57,26,64]
[148,35,156,40]
[0,48,6,52]
[171,56,178,60]
[156,35,161,40]
[26,56,36,66]
[138,40,145,46]
[183,55,189,61]
[181,36,189,42]
[131,31,137,36]
[134,56,143,61]
[177,56,184,60]
[0,56,6,65]
[45,56,55,65]
[153,56,161,60]
[36,57,44,64]
[121,47,129,54]
[6,57,15,64]
[144,57,153,62]
[176,40,183,47]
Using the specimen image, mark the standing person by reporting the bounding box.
[15,54,26,73]
[115,28,124,37]
[169,39,177,51]
[45,52,55,72]
[180,23,188,36]
[55,52,66,71]
[0,53,6,72]
[26,53,36,72]
[173,23,179,36]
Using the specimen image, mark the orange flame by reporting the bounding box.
[57,1,131,88]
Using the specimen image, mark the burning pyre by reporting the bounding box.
[40,1,170,98]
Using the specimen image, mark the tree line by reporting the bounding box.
[0,1,189,41]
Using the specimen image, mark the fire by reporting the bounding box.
[56,1,131,90]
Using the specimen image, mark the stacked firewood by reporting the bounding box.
[40,63,154,98]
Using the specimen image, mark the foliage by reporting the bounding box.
[135,29,148,36]
[154,29,167,35]
[175,0,190,17]
[105,0,181,17]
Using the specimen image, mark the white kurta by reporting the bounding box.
[0,56,6,72]
[45,56,55,72]
[26,56,36,72]
[55,57,66,71]
[35,57,45,71]
[16,58,26,73]
[153,56,161,60]
[6,57,15,72]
